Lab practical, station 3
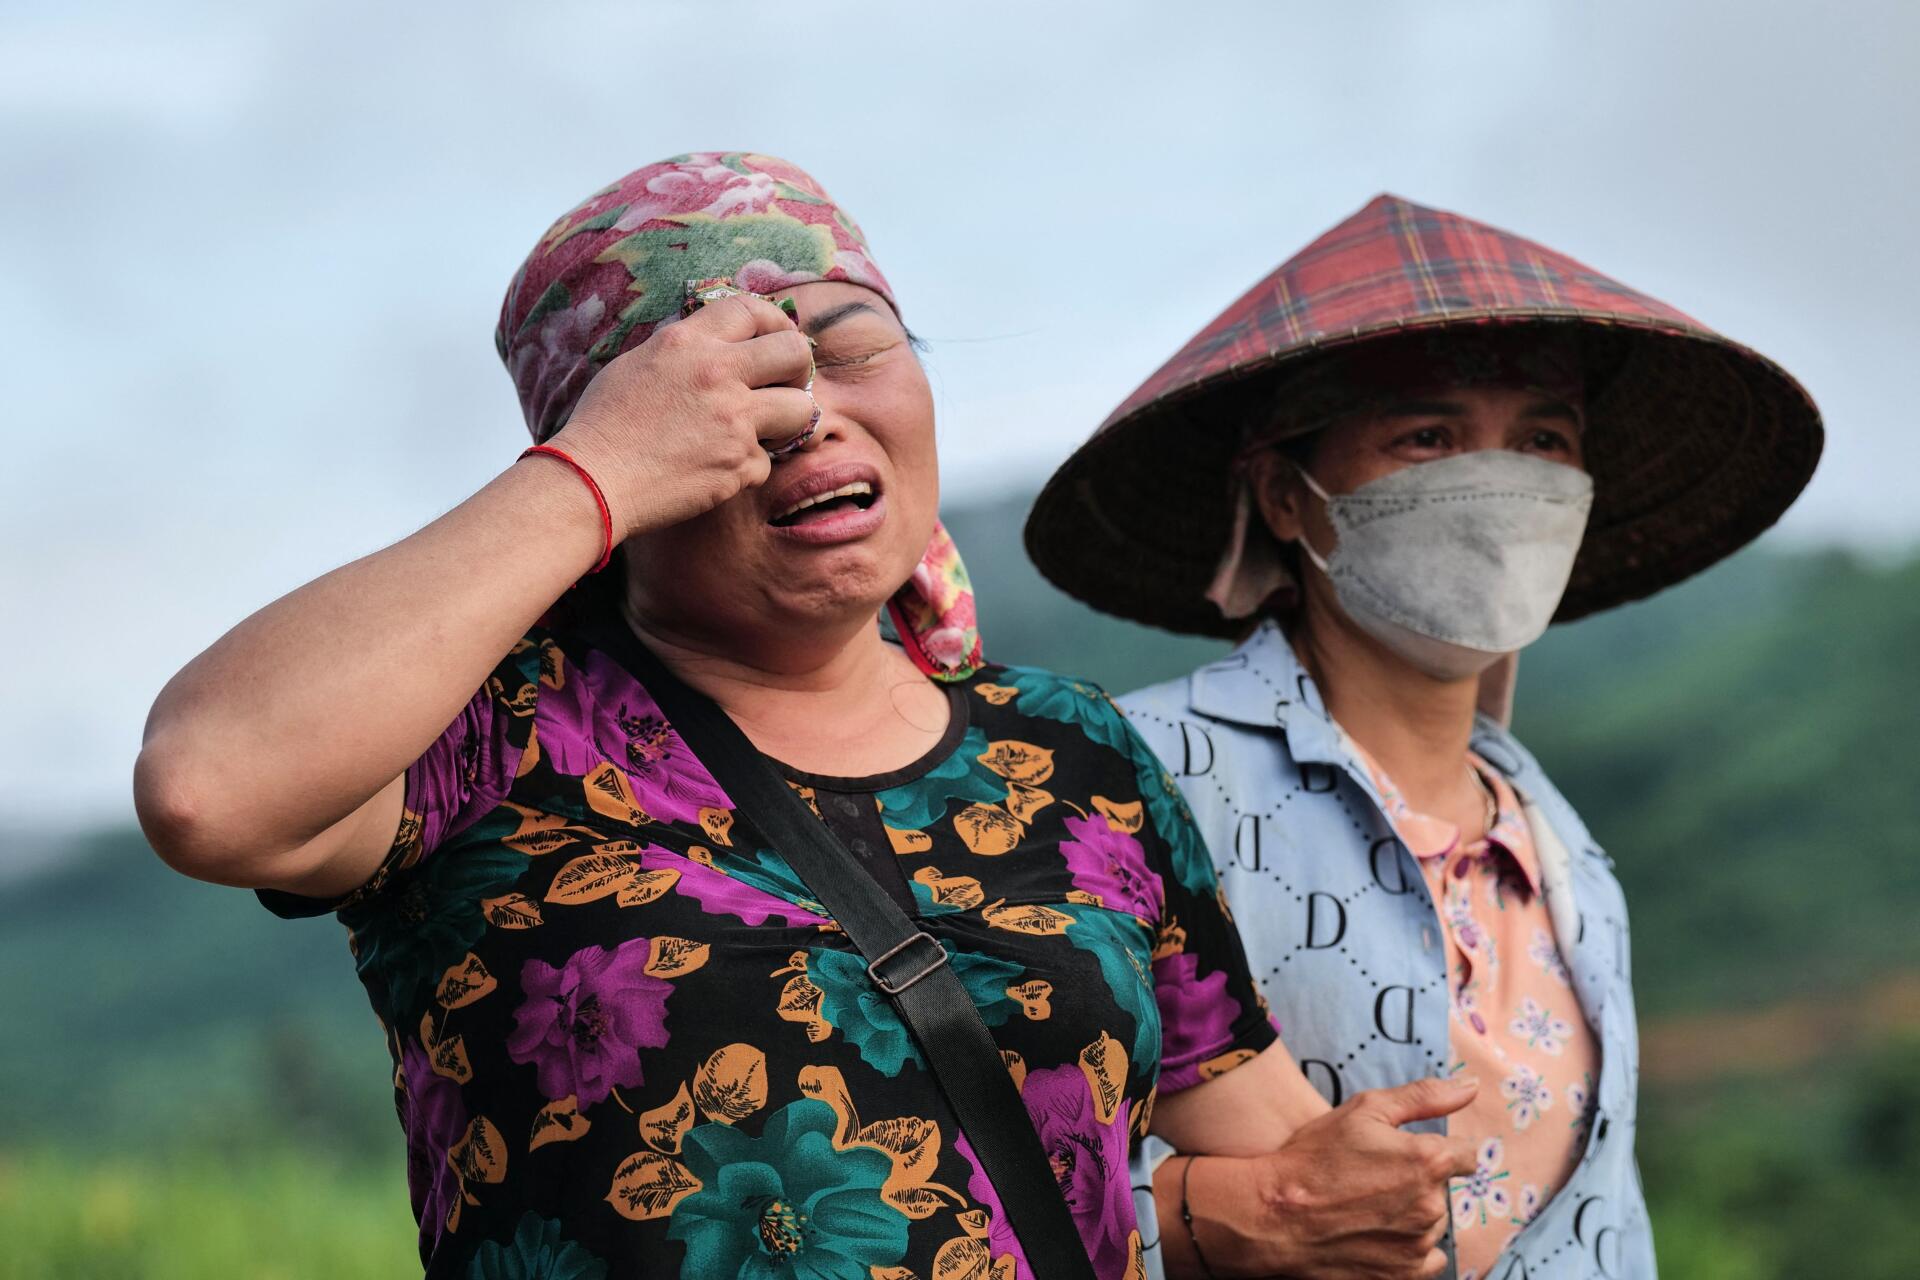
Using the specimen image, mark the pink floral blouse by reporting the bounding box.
[1344,739,1601,1280]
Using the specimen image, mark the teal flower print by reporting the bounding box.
[668,1098,908,1280]
[809,943,1022,1076]
[874,726,1003,831]
[468,1212,607,1280]
[1002,667,1131,754]
[1064,908,1159,1074]
[340,843,528,1018]
[1125,733,1216,895]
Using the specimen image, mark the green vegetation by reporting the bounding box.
[5,494,1914,1275]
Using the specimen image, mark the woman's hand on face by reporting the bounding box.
[548,293,817,538]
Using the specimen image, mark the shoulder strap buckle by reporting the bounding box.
[866,931,947,995]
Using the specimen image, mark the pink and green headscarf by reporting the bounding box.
[496,152,981,680]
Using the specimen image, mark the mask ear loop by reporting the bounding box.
[1286,458,1337,576]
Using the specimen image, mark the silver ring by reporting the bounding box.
[767,396,822,459]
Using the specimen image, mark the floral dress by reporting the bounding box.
[258,624,1276,1280]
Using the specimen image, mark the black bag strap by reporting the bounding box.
[598,626,1098,1280]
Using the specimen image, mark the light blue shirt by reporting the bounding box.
[1124,621,1654,1280]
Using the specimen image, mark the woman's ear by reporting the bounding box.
[1247,449,1308,545]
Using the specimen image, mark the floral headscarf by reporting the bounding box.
[496,152,980,680]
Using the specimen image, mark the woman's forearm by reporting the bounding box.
[135,456,604,880]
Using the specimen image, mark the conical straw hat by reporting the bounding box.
[1026,194,1822,636]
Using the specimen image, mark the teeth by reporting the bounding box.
[776,481,873,520]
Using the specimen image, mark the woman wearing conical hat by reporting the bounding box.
[1029,195,1822,1279]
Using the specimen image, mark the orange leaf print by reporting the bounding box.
[430,1034,473,1084]
[514,725,542,778]
[1079,1031,1129,1126]
[1006,979,1053,1021]
[1001,1050,1027,1093]
[796,1065,859,1145]
[493,677,539,718]
[1004,782,1053,824]
[698,807,734,847]
[972,683,1019,706]
[911,866,984,911]
[583,762,650,826]
[981,900,1074,935]
[1130,1088,1156,1143]
[692,1044,767,1124]
[889,1183,952,1220]
[1092,795,1145,834]
[886,825,933,855]
[857,1115,942,1184]
[1199,1047,1258,1081]
[872,1270,916,1280]
[637,1082,694,1155]
[956,1209,991,1239]
[544,852,637,906]
[480,893,544,930]
[498,803,585,856]
[606,1151,701,1221]
[529,1096,590,1150]
[977,740,1055,785]
[934,1235,993,1280]
[1125,1230,1147,1280]
[777,973,832,1043]
[643,936,710,979]
[448,1116,508,1188]
[614,867,681,908]
[685,844,716,867]
[954,804,1022,856]
[435,954,496,1009]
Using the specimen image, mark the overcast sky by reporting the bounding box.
[4,0,1917,841]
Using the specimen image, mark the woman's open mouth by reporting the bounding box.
[769,481,878,528]
[764,467,888,545]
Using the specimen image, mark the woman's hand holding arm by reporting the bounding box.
[135,295,815,896]
[1152,1076,1480,1279]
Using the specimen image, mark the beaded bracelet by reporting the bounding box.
[519,444,614,574]
[1181,1156,1219,1280]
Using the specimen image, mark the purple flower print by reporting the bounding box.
[1452,980,1490,1038]
[1509,998,1574,1055]
[538,653,731,824]
[666,853,830,928]
[1021,1063,1136,1277]
[1500,1064,1554,1131]
[400,1040,468,1249]
[1443,889,1495,967]
[956,1132,1032,1280]
[1153,951,1240,1089]
[506,937,673,1107]
[1528,927,1572,984]
[1451,1138,1512,1229]
[1512,1182,1550,1227]
[1060,813,1164,923]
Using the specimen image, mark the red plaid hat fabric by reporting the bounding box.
[1027,194,1822,636]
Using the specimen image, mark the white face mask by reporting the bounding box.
[1296,450,1595,680]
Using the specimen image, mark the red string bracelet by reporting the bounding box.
[519,444,614,574]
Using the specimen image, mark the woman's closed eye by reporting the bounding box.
[813,342,897,377]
